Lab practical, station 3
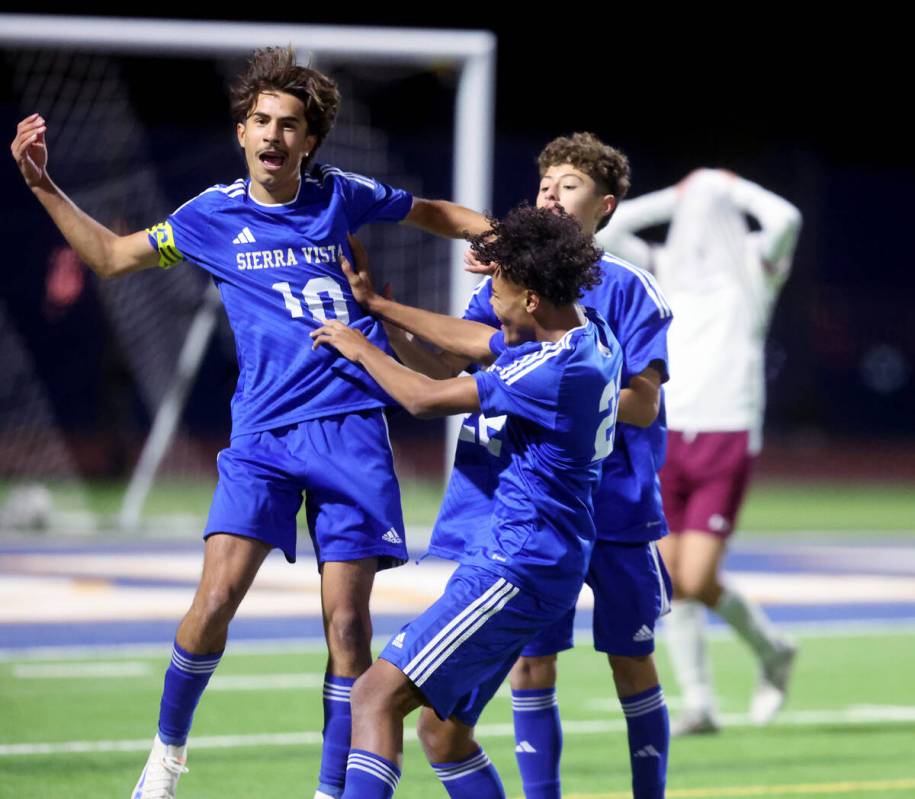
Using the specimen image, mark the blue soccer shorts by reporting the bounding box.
[520,539,672,658]
[204,409,407,569]
[380,565,571,726]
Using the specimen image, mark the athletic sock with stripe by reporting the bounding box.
[431,747,506,798]
[341,750,400,799]
[157,640,222,746]
[620,685,669,799]
[314,674,355,798]
[512,687,562,799]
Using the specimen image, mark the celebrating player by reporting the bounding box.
[409,133,671,799]
[11,46,488,799]
[598,168,802,735]
[311,205,622,799]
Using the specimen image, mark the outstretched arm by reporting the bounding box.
[11,114,159,279]
[343,237,496,363]
[311,321,480,419]
[385,323,472,379]
[404,198,491,239]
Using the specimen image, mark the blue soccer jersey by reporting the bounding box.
[464,309,623,607]
[146,164,413,437]
[451,253,672,543]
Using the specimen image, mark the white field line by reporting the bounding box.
[3,619,915,663]
[565,776,915,798]
[2,705,915,758]
[9,663,325,691]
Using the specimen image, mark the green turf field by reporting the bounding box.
[2,478,914,536]
[2,630,914,798]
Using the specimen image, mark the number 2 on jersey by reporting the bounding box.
[272,278,350,324]
[593,378,619,461]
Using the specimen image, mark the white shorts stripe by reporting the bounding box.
[412,584,519,688]
[403,578,508,677]
[649,542,671,617]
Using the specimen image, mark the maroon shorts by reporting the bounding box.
[660,430,754,538]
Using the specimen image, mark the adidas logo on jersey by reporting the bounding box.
[634,744,661,758]
[515,740,537,754]
[632,625,654,642]
[392,632,406,649]
[382,528,403,545]
[232,227,256,244]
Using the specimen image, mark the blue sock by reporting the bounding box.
[431,747,505,798]
[620,685,669,799]
[512,688,562,799]
[316,674,355,797]
[157,641,222,746]
[341,749,400,799]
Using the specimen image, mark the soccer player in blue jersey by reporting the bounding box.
[11,46,488,799]
[310,204,623,799]
[394,133,672,798]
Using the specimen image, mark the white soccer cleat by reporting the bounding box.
[670,708,720,737]
[750,640,798,726]
[131,734,188,799]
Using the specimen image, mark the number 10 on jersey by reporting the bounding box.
[272,279,351,325]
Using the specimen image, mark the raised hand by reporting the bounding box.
[11,114,49,188]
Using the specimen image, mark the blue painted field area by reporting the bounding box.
[2,535,914,652]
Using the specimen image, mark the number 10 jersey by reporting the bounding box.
[146,164,413,438]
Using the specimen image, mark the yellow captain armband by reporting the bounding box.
[146,221,184,269]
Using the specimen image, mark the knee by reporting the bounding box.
[674,574,719,605]
[191,582,246,628]
[510,654,557,691]
[417,709,476,763]
[609,654,658,698]
[325,605,372,655]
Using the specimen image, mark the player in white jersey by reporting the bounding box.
[598,168,802,735]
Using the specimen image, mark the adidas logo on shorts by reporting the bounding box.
[632,625,654,642]
[382,528,402,545]
[515,740,537,754]
[392,632,406,649]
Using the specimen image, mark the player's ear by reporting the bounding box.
[236,121,246,149]
[305,133,317,156]
[525,290,540,314]
[599,194,616,223]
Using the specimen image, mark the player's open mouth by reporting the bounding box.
[259,151,287,171]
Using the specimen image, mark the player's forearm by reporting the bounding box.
[617,369,662,427]
[356,345,478,418]
[404,198,490,239]
[386,326,466,379]
[367,295,495,363]
[730,178,802,266]
[30,177,154,278]
[608,187,678,234]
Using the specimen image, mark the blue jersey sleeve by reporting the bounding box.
[146,190,217,271]
[615,268,672,383]
[473,348,561,430]
[462,277,499,326]
[326,167,413,232]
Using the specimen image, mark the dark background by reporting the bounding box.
[2,10,913,479]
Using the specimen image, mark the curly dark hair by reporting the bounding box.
[229,46,340,162]
[538,133,631,231]
[468,204,603,306]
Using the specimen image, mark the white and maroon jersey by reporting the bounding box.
[597,169,801,451]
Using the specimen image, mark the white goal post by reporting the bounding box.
[1,14,495,528]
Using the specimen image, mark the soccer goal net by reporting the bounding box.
[0,15,494,532]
